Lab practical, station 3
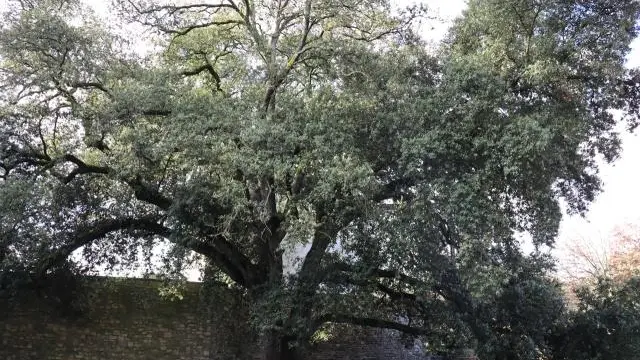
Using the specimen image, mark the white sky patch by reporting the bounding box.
[555,36,640,265]
[395,0,467,44]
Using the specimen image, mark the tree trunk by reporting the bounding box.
[265,332,298,360]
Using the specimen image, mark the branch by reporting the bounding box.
[332,262,475,316]
[180,62,223,92]
[156,20,244,36]
[3,149,255,287]
[34,215,252,286]
[284,219,337,334]
[4,148,173,211]
[61,154,110,184]
[331,262,422,286]
[205,232,257,286]
[178,233,250,285]
[314,313,432,336]
[141,109,172,116]
[127,1,245,37]
[1,147,109,183]
[373,177,416,202]
[37,216,168,277]
[54,154,173,211]
[125,175,173,210]
[324,264,443,327]
[330,261,488,341]
[263,0,313,112]
[70,82,113,98]
[136,2,238,15]
[298,224,333,281]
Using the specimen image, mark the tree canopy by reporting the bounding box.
[1,0,639,359]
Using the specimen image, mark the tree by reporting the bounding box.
[556,222,640,357]
[1,0,639,359]
[559,223,640,285]
[551,275,640,360]
[609,224,640,280]
[558,232,612,282]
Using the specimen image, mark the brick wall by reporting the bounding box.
[0,278,443,360]
[307,325,443,360]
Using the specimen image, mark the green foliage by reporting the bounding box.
[552,276,640,360]
[1,0,639,358]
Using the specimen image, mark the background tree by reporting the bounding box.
[558,232,612,281]
[559,222,640,285]
[551,222,640,360]
[1,0,639,359]
[609,224,640,280]
[551,274,640,360]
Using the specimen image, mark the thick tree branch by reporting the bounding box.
[124,175,173,210]
[3,148,256,285]
[331,262,422,286]
[314,313,432,336]
[299,226,332,281]
[328,260,489,342]
[61,154,110,183]
[4,147,175,212]
[373,177,416,202]
[331,262,477,319]
[263,0,313,112]
[371,266,486,341]
[183,234,250,285]
[36,216,168,277]
[205,232,257,286]
[140,109,172,116]
[34,215,253,286]
[283,218,336,337]
[180,62,223,92]
[324,265,443,328]
[70,81,113,98]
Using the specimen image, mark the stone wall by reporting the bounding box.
[0,278,443,360]
[1,278,256,360]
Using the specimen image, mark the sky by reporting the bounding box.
[396,0,468,42]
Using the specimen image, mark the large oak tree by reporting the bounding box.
[1,0,639,359]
